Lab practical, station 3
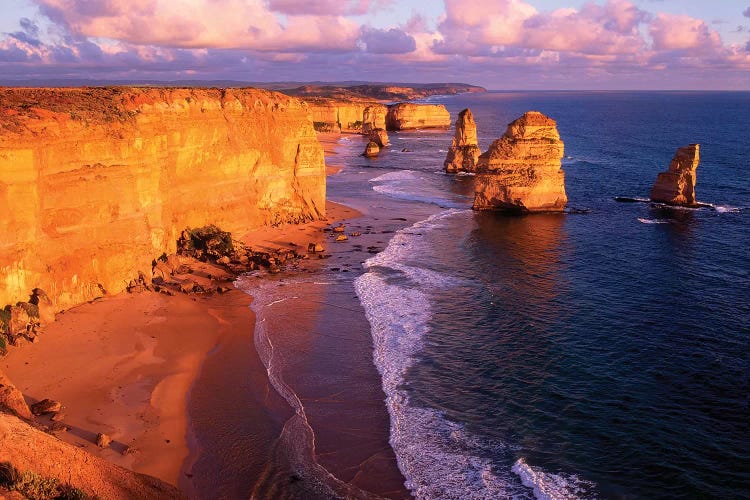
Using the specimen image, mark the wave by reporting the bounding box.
[638,217,671,224]
[512,459,597,500]
[369,169,470,208]
[355,209,558,499]
[369,169,420,183]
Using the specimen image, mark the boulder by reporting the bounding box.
[367,128,389,147]
[0,371,32,420]
[96,433,112,448]
[649,144,700,206]
[444,108,481,173]
[30,399,61,416]
[364,141,380,158]
[385,103,451,130]
[473,111,567,213]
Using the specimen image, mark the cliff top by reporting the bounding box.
[284,83,485,102]
[504,111,560,141]
[0,86,302,133]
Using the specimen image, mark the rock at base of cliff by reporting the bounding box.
[472,111,567,213]
[363,141,380,158]
[0,371,32,420]
[649,144,700,206]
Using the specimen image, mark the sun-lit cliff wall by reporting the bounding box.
[0,87,326,310]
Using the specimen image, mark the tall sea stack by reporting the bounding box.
[444,108,481,173]
[650,144,700,206]
[473,111,567,213]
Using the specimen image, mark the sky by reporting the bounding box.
[1,0,749,89]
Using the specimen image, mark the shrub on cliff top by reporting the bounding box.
[0,463,90,500]
[0,307,10,335]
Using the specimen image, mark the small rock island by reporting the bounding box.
[473,111,567,213]
[444,108,481,173]
[650,144,700,206]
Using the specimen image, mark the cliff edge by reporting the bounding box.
[0,87,326,311]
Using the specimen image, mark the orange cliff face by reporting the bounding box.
[385,103,451,130]
[305,97,386,133]
[650,144,700,206]
[0,87,326,311]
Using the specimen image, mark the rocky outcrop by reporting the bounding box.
[473,111,567,213]
[0,412,183,498]
[0,87,326,311]
[385,103,451,130]
[0,371,32,420]
[444,108,481,173]
[306,98,384,133]
[367,128,389,147]
[362,106,387,134]
[650,144,700,206]
[364,141,380,158]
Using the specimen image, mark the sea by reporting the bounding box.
[242,91,749,499]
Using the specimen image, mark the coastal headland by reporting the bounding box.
[0,83,478,498]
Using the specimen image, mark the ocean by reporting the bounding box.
[239,91,749,499]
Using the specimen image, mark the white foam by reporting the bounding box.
[355,210,538,499]
[638,217,670,224]
[369,170,420,183]
[712,204,742,213]
[512,458,597,500]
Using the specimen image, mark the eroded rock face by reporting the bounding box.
[0,87,326,311]
[473,111,567,213]
[650,144,700,206]
[444,108,481,173]
[385,103,451,130]
[362,106,387,134]
[306,98,384,133]
[367,128,389,147]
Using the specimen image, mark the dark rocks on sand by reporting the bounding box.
[364,141,380,158]
[0,370,33,420]
[96,433,112,448]
[30,399,62,416]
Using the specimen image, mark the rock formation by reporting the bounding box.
[364,141,380,158]
[385,103,451,130]
[0,412,182,498]
[362,106,387,134]
[0,370,32,420]
[367,128,389,147]
[0,87,326,311]
[473,111,567,213]
[444,108,481,173]
[649,144,700,206]
[306,98,386,133]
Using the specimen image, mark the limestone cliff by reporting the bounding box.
[306,98,385,133]
[385,103,451,130]
[0,87,326,311]
[444,108,481,173]
[473,111,567,213]
[362,105,388,134]
[649,144,700,206]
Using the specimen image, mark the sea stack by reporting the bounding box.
[444,108,481,173]
[364,141,380,157]
[363,105,389,147]
[649,144,700,206]
[473,111,567,213]
[385,103,451,130]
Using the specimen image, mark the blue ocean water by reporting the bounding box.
[345,92,750,499]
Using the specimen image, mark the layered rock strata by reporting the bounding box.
[367,128,389,147]
[306,98,386,133]
[473,111,567,212]
[649,144,700,206]
[444,108,481,173]
[0,87,326,311]
[362,105,387,133]
[385,103,451,130]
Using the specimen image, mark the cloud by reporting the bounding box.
[744,7,750,18]
[359,27,416,54]
[649,13,722,52]
[32,0,361,52]
[268,0,373,16]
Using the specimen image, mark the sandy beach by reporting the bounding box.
[1,197,361,489]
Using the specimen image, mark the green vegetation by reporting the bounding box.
[350,120,363,130]
[0,463,90,500]
[180,225,234,260]
[313,121,335,132]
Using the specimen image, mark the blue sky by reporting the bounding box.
[1,1,749,89]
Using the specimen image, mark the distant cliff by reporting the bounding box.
[0,87,326,310]
[385,103,451,130]
[305,97,386,133]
